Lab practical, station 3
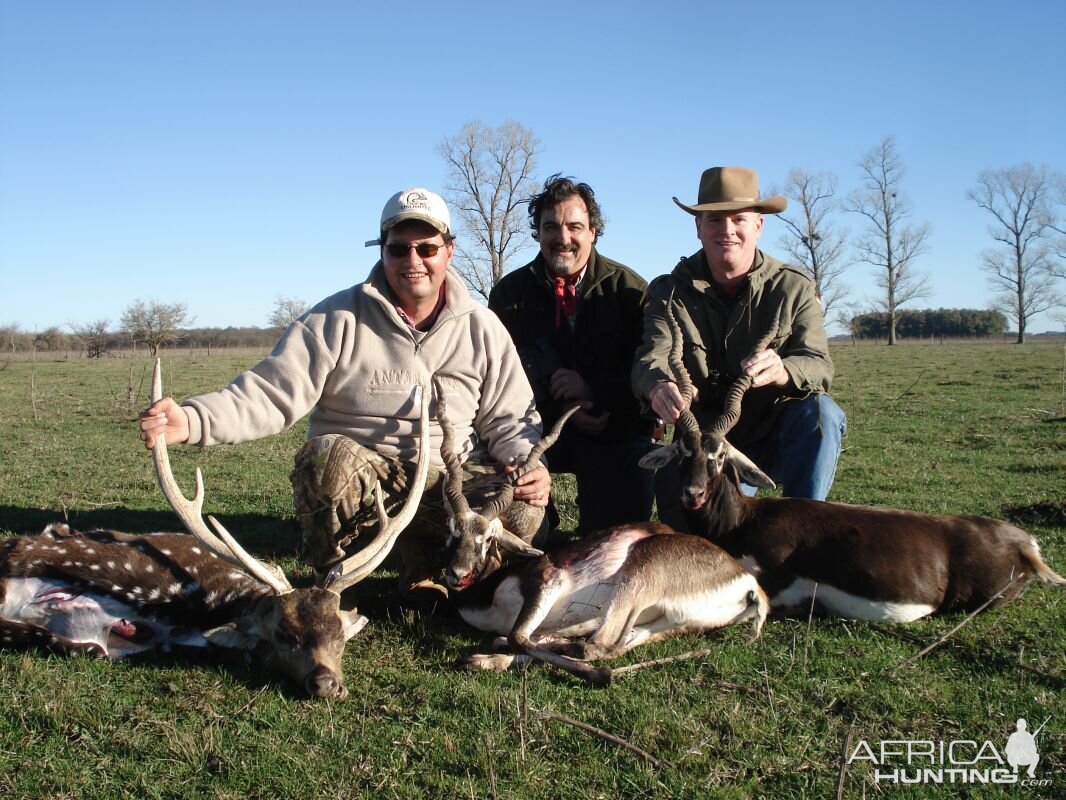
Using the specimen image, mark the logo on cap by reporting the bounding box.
[401,190,431,211]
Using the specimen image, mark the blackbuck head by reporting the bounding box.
[639,299,779,510]
[435,376,578,591]
[150,360,430,698]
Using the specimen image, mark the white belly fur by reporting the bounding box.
[772,578,936,622]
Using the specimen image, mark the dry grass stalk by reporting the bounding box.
[538,709,661,769]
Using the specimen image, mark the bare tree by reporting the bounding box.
[772,168,851,321]
[438,120,540,300]
[70,319,110,358]
[33,326,65,352]
[846,136,932,345]
[268,297,310,330]
[969,164,1064,343]
[0,324,20,354]
[120,300,191,356]
[1048,172,1066,279]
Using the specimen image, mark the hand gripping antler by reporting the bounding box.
[435,374,579,521]
[321,381,432,593]
[706,301,783,439]
[666,297,783,443]
[479,403,580,521]
[150,359,293,594]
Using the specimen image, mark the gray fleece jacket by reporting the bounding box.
[181,265,542,469]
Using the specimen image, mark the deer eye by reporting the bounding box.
[275,631,300,651]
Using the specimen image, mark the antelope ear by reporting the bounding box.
[202,624,258,650]
[639,443,680,470]
[340,610,369,641]
[725,445,776,490]
[493,523,544,558]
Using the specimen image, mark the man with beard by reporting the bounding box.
[489,174,655,534]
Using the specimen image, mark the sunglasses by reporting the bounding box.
[384,242,443,258]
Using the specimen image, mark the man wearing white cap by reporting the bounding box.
[633,167,846,529]
[140,188,550,595]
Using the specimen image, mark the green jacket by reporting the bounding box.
[489,249,649,441]
[631,248,833,446]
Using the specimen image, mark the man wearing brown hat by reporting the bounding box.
[632,166,845,527]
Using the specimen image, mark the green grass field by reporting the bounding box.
[0,342,1063,799]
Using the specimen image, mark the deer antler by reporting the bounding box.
[479,403,580,521]
[707,301,783,438]
[435,376,473,517]
[322,381,432,593]
[150,359,293,594]
[665,297,702,443]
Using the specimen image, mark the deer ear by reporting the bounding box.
[203,624,258,650]
[493,524,543,558]
[340,610,369,641]
[725,445,776,490]
[639,443,680,470]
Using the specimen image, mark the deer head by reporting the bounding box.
[638,298,778,510]
[150,360,430,697]
[435,376,578,591]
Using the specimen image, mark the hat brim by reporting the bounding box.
[672,195,788,215]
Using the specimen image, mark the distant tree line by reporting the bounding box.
[0,323,281,356]
[848,308,1008,339]
[0,296,306,358]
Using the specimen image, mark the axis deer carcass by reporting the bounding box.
[436,382,767,686]
[640,301,1066,622]
[0,361,431,698]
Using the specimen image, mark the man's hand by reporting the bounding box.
[506,463,551,508]
[138,397,191,449]
[741,349,789,388]
[549,368,593,403]
[569,405,610,435]
[649,381,694,424]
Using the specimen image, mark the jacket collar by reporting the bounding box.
[363,262,480,328]
[527,248,612,296]
[675,248,774,294]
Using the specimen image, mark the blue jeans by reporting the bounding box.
[739,394,847,500]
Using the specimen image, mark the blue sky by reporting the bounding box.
[2,0,1064,336]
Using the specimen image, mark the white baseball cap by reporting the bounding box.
[364,187,452,246]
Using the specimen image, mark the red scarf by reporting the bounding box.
[553,273,581,328]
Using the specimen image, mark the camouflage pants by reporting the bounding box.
[290,435,522,592]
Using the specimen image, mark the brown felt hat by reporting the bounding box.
[672,166,787,215]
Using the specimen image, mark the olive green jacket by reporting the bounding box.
[631,249,833,446]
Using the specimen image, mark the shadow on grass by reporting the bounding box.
[867,619,1065,690]
[1001,500,1066,527]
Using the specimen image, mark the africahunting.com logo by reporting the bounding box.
[848,716,1052,787]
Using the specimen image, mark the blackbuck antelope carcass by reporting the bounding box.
[436,375,581,592]
[436,382,768,686]
[640,302,1066,622]
[0,361,431,699]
